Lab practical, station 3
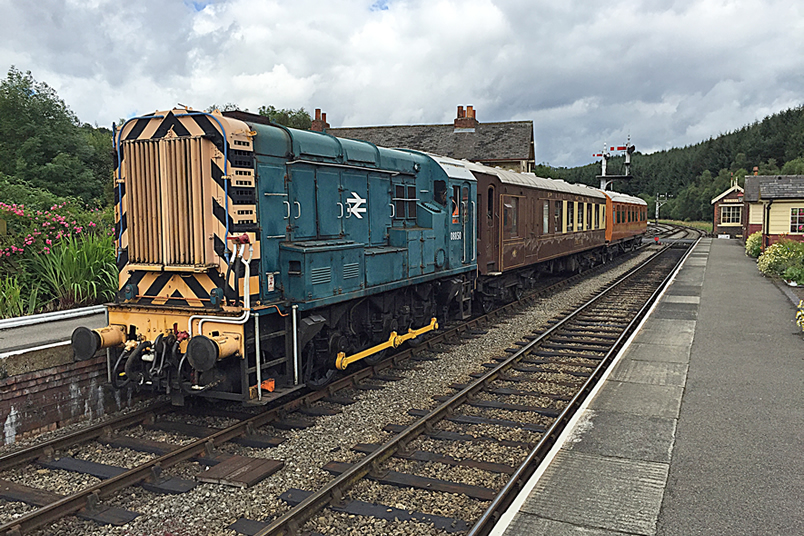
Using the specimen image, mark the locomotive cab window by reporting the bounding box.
[502,196,519,238]
[434,180,447,206]
[451,186,461,223]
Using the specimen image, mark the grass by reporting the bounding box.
[656,219,713,234]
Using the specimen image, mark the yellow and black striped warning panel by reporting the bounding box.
[114,108,260,309]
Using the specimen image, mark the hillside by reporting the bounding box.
[536,105,804,221]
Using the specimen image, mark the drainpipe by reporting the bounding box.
[763,200,773,249]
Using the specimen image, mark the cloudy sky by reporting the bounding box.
[1,0,802,167]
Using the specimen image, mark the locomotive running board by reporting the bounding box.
[335,318,439,370]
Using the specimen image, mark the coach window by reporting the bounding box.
[577,203,583,231]
[487,186,494,219]
[543,201,550,235]
[594,204,599,229]
[587,204,593,230]
[554,200,562,233]
[503,196,519,238]
[567,201,574,232]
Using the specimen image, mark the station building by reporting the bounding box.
[740,174,804,248]
[710,181,744,239]
[314,106,536,173]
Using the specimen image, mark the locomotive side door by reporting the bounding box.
[341,170,369,244]
[315,167,342,239]
[286,164,317,240]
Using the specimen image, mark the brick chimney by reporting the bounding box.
[454,105,478,130]
[311,108,330,132]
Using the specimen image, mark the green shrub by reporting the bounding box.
[757,239,804,277]
[26,233,116,309]
[745,231,762,258]
[0,275,41,319]
[784,266,804,285]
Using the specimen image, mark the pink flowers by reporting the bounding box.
[0,200,112,259]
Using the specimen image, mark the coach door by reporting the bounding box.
[500,194,525,270]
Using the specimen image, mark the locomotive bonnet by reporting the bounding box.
[72,108,478,404]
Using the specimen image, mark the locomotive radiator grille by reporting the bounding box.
[123,136,212,269]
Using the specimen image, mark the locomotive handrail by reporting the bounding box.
[286,158,402,176]
[294,201,301,219]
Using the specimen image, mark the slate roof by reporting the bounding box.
[326,121,534,163]
[751,175,804,200]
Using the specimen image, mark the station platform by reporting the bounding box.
[494,238,804,535]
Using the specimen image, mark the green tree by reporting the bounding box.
[0,67,111,204]
[258,105,312,130]
[781,157,804,175]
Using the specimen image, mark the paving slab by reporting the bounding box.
[618,342,690,363]
[609,359,688,386]
[519,451,667,535]
[589,381,683,419]
[568,410,677,463]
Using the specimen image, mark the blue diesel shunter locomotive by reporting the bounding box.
[72,108,477,403]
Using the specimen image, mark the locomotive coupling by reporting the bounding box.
[71,325,127,361]
[335,317,438,370]
[185,333,242,372]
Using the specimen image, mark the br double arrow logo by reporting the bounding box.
[346,192,367,219]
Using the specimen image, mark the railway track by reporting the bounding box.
[243,232,699,536]
[0,225,698,536]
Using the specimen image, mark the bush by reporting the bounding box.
[757,239,804,277]
[0,275,40,319]
[26,233,117,310]
[745,231,762,258]
[784,266,804,285]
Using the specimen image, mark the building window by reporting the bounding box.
[719,205,741,225]
[790,208,804,233]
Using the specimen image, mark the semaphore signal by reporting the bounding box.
[594,136,635,190]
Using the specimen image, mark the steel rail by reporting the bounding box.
[0,226,691,535]
[468,236,701,535]
[254,243,683,536]
[0,401,171,473]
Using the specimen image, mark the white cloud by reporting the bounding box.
[0,0,802,168]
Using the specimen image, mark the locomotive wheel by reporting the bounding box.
[303,332,344,390]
